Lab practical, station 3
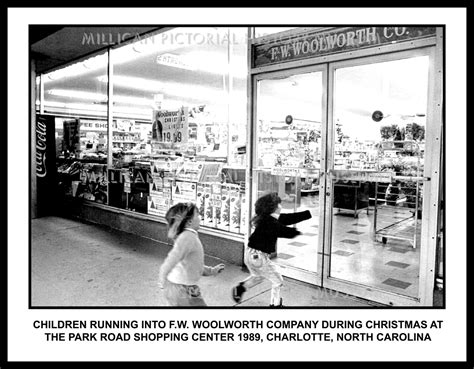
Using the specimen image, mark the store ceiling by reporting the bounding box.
[31,26,160,74]
[37,27,249,121]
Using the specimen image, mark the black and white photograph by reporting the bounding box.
[6,6,467,363]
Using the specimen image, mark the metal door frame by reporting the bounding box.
[322,46,442,306]
[248,28,443,306]
[250,64,329,286]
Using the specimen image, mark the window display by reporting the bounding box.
[45,27,249,235]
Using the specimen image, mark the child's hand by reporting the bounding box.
[212,263,225,275]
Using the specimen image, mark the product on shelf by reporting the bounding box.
[218,184,231,231]
[229,184,241,233]
[203,184,214,227]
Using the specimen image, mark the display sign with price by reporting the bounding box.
[152,107,189,144]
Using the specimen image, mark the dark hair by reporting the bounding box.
[251,192,281,227]
[165,202,197,239]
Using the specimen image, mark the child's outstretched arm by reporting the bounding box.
[278,210,312,226]
[203,263,225,276]
[276,222,302,239]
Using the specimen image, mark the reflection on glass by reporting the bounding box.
[329,56,429,298]
[106,27,248,219]
[45,51,109,204]
[45,27,249,230]
[255,71,323,274]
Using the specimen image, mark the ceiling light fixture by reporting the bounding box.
[47,89,157,107]
[97,75,227,103]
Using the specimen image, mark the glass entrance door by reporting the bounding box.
[251,48,437,306]
[252,66,327,285]
[323,50,433,305]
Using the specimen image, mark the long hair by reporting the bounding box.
[165,202,197,239]
[251,192,281,227]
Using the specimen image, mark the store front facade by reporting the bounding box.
[32,26,444,306]
[248,27,443,306]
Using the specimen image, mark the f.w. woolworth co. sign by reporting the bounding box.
[253,27,437,67]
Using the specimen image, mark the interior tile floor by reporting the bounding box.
[275,194,421,298]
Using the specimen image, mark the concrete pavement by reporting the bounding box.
[30,216,377,308]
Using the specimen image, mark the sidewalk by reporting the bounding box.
[30,216,376,307]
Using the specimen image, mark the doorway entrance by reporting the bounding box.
[251,48,438,306]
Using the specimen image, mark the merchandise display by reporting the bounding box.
[49,26,249,237]
[374,140,424,248]
[56,113,247,234]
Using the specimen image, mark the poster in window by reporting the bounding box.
[152,107,189,144]
[62,118,80,155]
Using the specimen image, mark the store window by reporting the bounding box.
[44,28,249,235]
[43,51,109,203]
[329,55,429,298]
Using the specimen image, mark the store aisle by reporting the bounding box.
[30,216,376,307]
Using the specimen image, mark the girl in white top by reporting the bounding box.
[158,202,225,306]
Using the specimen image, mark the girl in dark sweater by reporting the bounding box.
[232,192,312,306]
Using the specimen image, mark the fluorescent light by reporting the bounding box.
[48,89,104,100]
[181,51,247,78]
[47,89,157,107]
[98,75,163,92]
[44,100,152,119]
[97,75,227,103]
[44,53,108,81]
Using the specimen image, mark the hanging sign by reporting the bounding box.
[271,167,302,177]
[152,107,188,144]
[253,27,437,67]
[330,170,394,183]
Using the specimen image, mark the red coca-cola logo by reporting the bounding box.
[36,120,47,178]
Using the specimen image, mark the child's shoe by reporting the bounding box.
[232,282,246,303]
[269,298,284,307]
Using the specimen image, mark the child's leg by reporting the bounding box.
[232,249,266,303]
[263,261,284,305]
[242,248,267,289]
[242,274,265,289]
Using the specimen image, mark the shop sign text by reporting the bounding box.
[331,170,394,183]
[254,27,437,67]
[153,107,189,144]
[36,119,47,178]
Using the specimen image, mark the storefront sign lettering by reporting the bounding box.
[254,27,437,67]
[36,120,47,178]
[331,170,394,183]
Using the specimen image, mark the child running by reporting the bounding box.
[232,192,312,306]
[158,202,225,306]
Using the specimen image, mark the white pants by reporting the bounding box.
[242,248,283,305]
[164,281,207,306]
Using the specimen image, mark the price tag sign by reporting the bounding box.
[152,107,188,144]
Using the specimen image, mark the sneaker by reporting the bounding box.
[269,298,284,307]
[232,283,246,303]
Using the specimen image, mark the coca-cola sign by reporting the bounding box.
[36,119,47,178]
